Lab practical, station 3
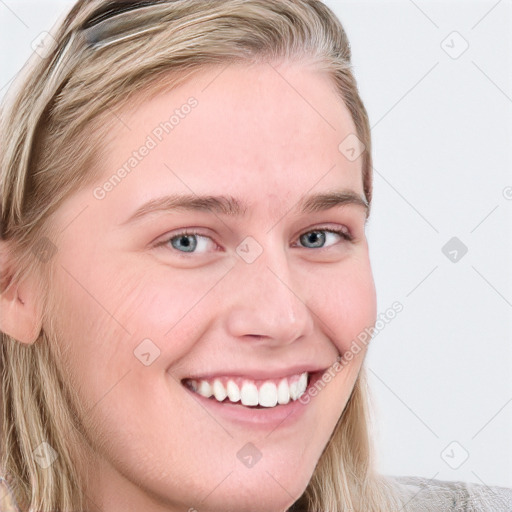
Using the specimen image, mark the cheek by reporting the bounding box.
[48,255,224,383]
[311,256,376,355]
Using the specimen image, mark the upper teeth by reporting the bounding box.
[184,372,309,408]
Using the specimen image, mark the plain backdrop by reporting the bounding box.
[1,0,511,489]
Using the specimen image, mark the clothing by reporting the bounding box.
[392,475,512,511]
[1,475,511,511]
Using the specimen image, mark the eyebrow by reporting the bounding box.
[119,189,369,226]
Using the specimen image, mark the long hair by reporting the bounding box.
[0,1,404,510]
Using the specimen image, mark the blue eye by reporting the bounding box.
[155,226,353,256]
[164,230,214,254]
[297,227,353,249]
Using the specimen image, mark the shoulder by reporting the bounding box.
[0,477,20,512]
[390,475,512,512]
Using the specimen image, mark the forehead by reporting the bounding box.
[92,61,364,217]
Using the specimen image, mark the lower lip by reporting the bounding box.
[181,370,325,429]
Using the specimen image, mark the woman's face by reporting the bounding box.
[47,61,376,512]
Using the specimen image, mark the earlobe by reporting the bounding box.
[0,241,43,345]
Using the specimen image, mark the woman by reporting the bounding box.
[1,1,511,511]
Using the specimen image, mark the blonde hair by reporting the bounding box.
[0,1,404,510]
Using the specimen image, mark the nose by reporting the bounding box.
[223,247,315,346]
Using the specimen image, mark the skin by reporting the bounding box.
[1,60,376,512]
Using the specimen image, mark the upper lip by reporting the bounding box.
[181,364,330,382]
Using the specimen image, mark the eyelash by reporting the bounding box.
[153,225,354,256]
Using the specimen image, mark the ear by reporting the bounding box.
[0,239,43,345]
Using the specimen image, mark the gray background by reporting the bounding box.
[1,0,511,488]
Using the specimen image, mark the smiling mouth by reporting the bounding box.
[181,371,322,409]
